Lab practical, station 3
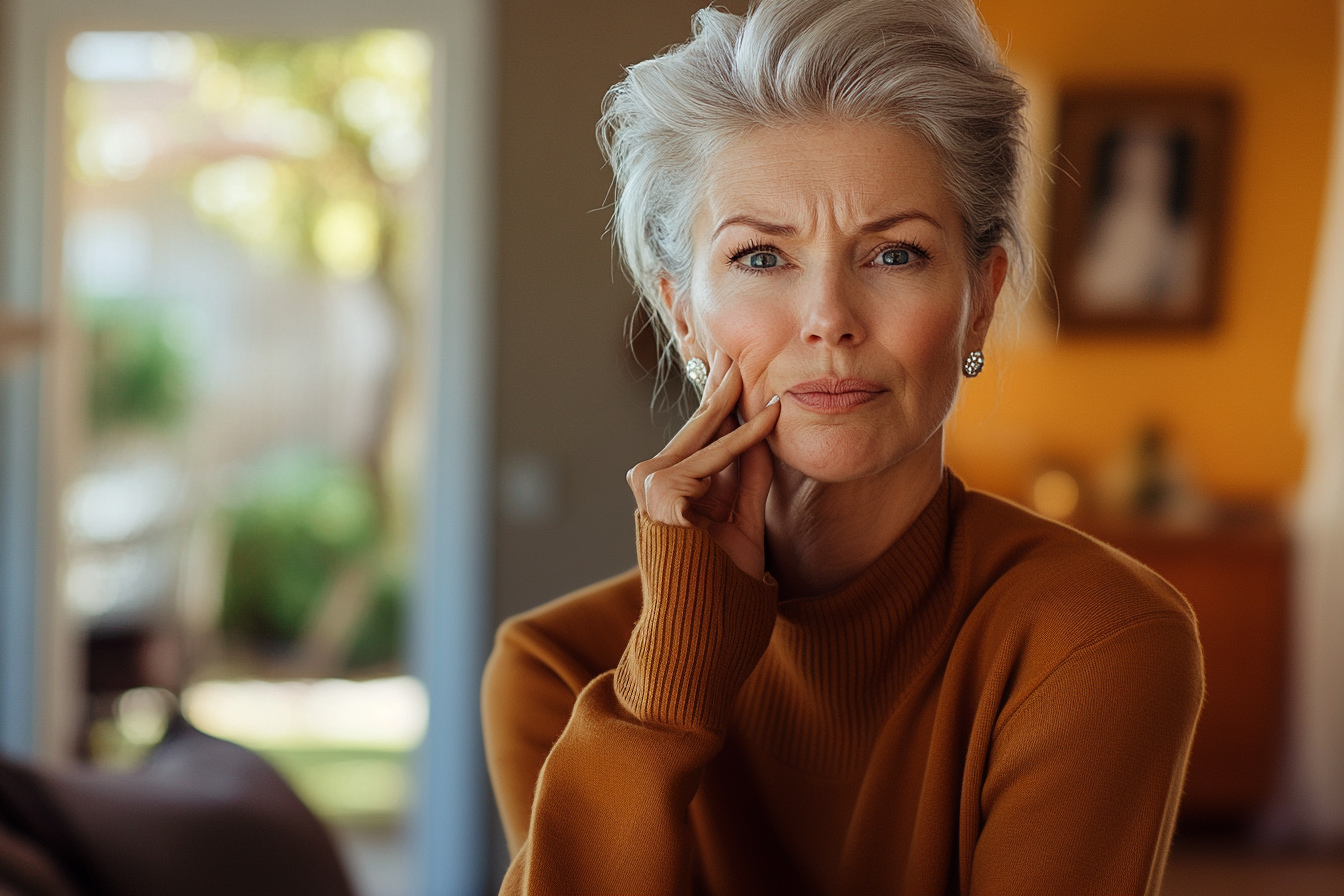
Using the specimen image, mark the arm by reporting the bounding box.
[485,354,780,894]
[484,519,777,895]
[968,614,1204,896]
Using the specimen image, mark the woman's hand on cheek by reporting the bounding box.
[627,352,781,580]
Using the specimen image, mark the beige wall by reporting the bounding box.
[491,0,740,623]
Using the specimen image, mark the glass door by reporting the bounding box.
[1,2,493,894]
[60,28,434,896]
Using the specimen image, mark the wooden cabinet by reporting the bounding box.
[1082,516,1289,820]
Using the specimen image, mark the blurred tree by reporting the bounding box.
[186,32,431,616]
[221,450,402,667]
[190,33,429,670]
[64,30,429,675]
[85,302,189,434]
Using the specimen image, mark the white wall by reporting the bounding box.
[1290,0,1344,846]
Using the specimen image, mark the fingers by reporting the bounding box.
[629,352,739,512]
[733,438,775,533]
[702,348,730,395]
[664,395,779,483]
[638,395,779,526]
[658,352,740,462]
[643,465,715,527]
[627,457,671,513]
[703,437,776,580]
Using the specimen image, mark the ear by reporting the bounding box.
[658,274,703,361]
[966,246,1008,352]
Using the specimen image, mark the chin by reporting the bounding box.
[768,425,899,484]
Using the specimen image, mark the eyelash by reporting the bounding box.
[726,239,933,273]
[873,239,932,266]
[727,241,781,274]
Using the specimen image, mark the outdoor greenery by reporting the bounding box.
[85,301,189,433]
[189,32,427,668]
[67,30,429,671]
[221,449,403,669]
[186,30,429,291]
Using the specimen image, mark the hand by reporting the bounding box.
[627,352,781,579]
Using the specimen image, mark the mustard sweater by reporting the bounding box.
[483,472,1203,895]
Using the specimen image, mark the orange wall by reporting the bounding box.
[946,0,1336,504]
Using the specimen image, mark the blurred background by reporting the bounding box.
[0,0,1341,894]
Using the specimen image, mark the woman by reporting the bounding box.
[483,1,1202,893]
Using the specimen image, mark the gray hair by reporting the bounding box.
[598,0,1032,378]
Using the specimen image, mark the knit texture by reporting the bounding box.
[482,472,1204,895]
[614,517,777,732]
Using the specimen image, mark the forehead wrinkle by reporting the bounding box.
[708,186,946,244]
[697,124,957,245]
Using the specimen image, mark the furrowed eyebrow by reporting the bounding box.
[711,216,797,240]
[711,211,942,240]
[860,212,943,233]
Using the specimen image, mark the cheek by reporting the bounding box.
[695,291,792,398]
[912,351,962,428]
[865,296,968,438]
[885,295,969,382]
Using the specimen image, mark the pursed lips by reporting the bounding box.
[787,377,887,413]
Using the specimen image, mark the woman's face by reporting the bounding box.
[665,120,1004,484]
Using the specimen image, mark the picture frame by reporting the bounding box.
[1048,89,1234,333]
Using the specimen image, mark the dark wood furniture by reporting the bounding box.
[1082,512,1289,821]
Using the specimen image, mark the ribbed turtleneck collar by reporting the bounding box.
[735,470,964,775]
[776,469,960,618]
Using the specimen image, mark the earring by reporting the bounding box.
[963,351,984,378]
[685,357,709,392]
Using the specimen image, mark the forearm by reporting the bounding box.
[492,518,778,895]
[501,674,720,895]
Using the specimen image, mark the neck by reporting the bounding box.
[764,434,945,601]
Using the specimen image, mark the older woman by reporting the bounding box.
[482,1,1202,894]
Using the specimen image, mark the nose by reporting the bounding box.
[801,264,866,347]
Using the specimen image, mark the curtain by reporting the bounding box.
[1289,0,1344,843]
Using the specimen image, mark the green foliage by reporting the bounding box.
[85,302,189,433]
[346,573,405,670]
[221,451,384,646]
[184,31,431,282]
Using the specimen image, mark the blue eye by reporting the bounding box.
[747,251,779,269]
[879,248,911,266]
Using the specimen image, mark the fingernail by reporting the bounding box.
[767,394,780,406]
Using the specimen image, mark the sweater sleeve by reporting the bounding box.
[487,513,778,895]
[968,613,1204,896]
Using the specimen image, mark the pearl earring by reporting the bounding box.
[685,357,709,392]
[963,351,984,378]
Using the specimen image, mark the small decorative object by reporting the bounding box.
[962,350,984,378]
[685,357,709,391]
[1049,89,1233,333]
[1095,423,1210,527]
[1130,426,1180,518]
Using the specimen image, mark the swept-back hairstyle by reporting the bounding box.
[599,0,1031,379]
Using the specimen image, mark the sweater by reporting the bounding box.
[482,471,1203,895]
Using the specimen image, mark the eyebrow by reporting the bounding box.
[711,215,797,239]
[711,211,944,240]
[860,212,944,233]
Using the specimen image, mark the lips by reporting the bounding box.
[787,377,887,413]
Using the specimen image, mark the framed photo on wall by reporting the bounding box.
[1048,89,1234,333]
